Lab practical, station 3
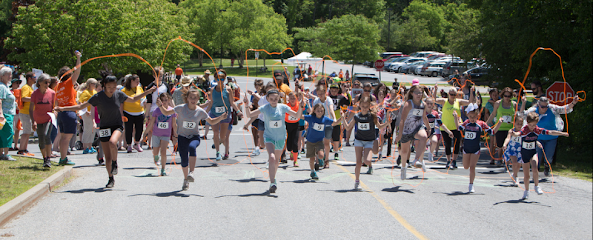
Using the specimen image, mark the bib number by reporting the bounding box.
[464,132,476,140]
[215,106,225,114]
[358,122,370,131]
[511,136,521,143]
[183,121,196,129]
[99,129,112,138]
[501,115,513,123]
[157,122,169,129]
[429,122,435,129]
[269,120,281,129]
[288,115,298,121]
[313,123,324,131]
[411,109,423,117]
[522,141,535,150]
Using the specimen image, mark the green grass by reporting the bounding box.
[552,149,592,181]
[182,58,295,78]
[0,156,64,206]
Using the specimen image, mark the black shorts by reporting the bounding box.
[495,130,507,148]
[332,125,341,142]
[252,119,261,127]
[298,125,305,131]
[98,126,124,143]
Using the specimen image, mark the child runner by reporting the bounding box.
[312,85,335,168]
[342,96,392,190]
[157,89,227,191]
[453,104,502,193]
[56,72,156,188]
[303,103,341,179]
[243,89,303,193]
[502,112,524,187]
[285,92,301,167]
[328,83,349,160]
[144,93,177,176]
[425,97,453,163]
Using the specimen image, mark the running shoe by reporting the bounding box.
[314,163,320,172]
[319,158,324,168]
[490,160,495,165]
[294,160,299,167]
[354,180,361,191]
[428,152,433,162]
[134,144,143,153]
[535,186,543,195]
[252,148,261,156]
[83,148,92,154]
[377,153,382,162]
[452,160,458,169]
[25,151,35,156]
[522,190,529,200]
[297,154,301,160]
[59,157,75,165]
[366,167,373,175]
[345,142,351,147]
[412,159,419,168]
[310,171,319,180]
[544,164,550,177]
[300,149,305,154]
[182,179,189,191]
[401,168,407,180]
[269,180,277,193]
[396,155,401,166]
[216,152,222,161]
[334,153,339,161]
[91,147,97,153]
[154,155,160,165]
[17,150,26,155]
[43,158,51,168]
[105,177,115,188]
[127,146,133,153]
[330,147,334,153]
[511,176,519,187]
[98,159,105,166]
[446,161,451,169]
[111,161,118,175]
[161,169,167,176]
[469,184,475,193]
[211,144,216,149]
[187,171,195,182]
[223,153,229,160]
[6,154,16,161]
[281,157,287,163]
[421,160,426,172]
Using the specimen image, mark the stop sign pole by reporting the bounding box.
[546,81,574,106]
[375,60,384,82]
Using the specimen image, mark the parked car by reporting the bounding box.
[419,61,447,77]
[389,57,426,73]
[441,60,469,77]
[411,51,438,58]
[400,60,426,74]
[352,73,381,87]
[463,66,489,81]
[380,52,403,59]
[385,57,410,72]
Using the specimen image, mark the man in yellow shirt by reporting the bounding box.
[18,72,36,156]
[273,70,292,103]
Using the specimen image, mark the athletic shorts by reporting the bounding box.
[152,135,170,148]
[257,119,265,131]
[401,125,424,143]
[19,113,33,134]
[434,134,442,141]
[521,149,537,164]
[495,130,508,148]
[463,149,480,155]
[331,125,341,142]
[58,111,78,134]
[209,111,232,124]
[298,125,305,131]
[251,119,261,128]
[265,137,285,150]
[306,141,324,158]
[98,126,124,142]
[354,139,373,149]
[324,125,332,139]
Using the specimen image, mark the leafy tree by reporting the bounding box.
[399,0,447,52]
[443,2,480,60]
[396,16,437,53]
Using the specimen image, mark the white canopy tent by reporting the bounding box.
[285,52,323,62]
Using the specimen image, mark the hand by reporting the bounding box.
[562,132,569,137]
[220,112,228,119]
[236,111,243,118]
[536,142,543,149]
[521,95,527,103]
[394,135,401,143]
[243,95,249,104]
[147,86,157,94]
[247,90,253,95]
[55,107,63,112]
[243,124,249,131]
[498,117,504,123]
[75,50,82,58]
[32,122,37,131]
[448,132,453,138]
[452,111,458,118]
[156,98,163,107]
[503,145,507,152]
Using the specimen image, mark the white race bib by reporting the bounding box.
[215,106,225,114]
[99,129,112,138]
[183,121,196,129]
[522,141,536,150]
[288,115,298,121]
[429,122,435,129]
[157,122,169,129]
[313,123,324,131]
[511,136,521,143]
[411,109,423,117]
[358,122,370,131]
[269,120,281,129]
[501,115,513,123]
[464,132,476,140]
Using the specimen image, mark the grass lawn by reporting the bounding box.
[552,149,592,181]
[182,58,295,78]
[0,156,64,206]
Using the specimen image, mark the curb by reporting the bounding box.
[0,165,73,228]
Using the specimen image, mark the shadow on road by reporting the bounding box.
[123,167,157,170]
[479,170,507,175]
[231,178,268,183]
[129,191,204,198]
[215,191,278,198]
[493,199,552,207]
[280,179,328,184]
[436,191,485,196]
[382,186,414,194]
[57,188,121,194]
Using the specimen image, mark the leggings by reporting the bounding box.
[178,135,201,167]
[36,122,53,149]
[385,120,397,155]
[442,129,462,156]
[286,122,299,153]
[124,112,144,145]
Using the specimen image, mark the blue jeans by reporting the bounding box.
[537,138,557,167]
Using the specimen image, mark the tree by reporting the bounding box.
[5,0,193,78]
[443,2,480,60]
[398,0,446,52]
[396,17,437,53]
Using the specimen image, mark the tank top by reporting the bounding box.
[210,87,231,117]
[441,99,460,131]
[354,113,376,141]
[402,100,425,135]
[495,101,515,131]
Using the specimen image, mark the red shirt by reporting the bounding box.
[31,89,56,124]
[285,101,300,123]
[175,67,183,76]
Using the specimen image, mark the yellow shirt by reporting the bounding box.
[20,84,33,113]
[279,84,292,103]
[79,89,97,112]
[122,86,144,114]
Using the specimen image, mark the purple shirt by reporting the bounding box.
[152,107,177,137]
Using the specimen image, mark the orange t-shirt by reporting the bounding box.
[175,67,183,76]
[56,77,77,107]
[285,101,300,123]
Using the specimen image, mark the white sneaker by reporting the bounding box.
[511,176,518,187]
[412,159,419,168]
[187,172,195,182]
[182,179,189,191]
[253,148,261,156]
[522,190,529,199]
[469,184,475,193]
[421,160,426,172]
[428,152,433,162]
[354,181,361,191]
[535,186,543,195]
[401,168,407,180]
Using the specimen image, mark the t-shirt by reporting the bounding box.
[175,67,183,76]
[312,97,334,120]
[122,86,145,114]
[329,94,349,122]
[30,89,55,124]
[285,102,300,123]
[304,115,334,143]
[520,125,549,153]
[172,88,187,106]
[426,109,442,133]
[458,120,492,153]
[0,82,16,115]
[299,103,310,126]
[354,113,376,141]
[146,82,170,113]
[56,77,77,107]
[152,107,176,137]
[78,89,97,112]
[174,104,209,138]
[88,90,128,128]
[20,84,33,113]
[259,103,291,140]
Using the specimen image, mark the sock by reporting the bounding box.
[109,176,114,180]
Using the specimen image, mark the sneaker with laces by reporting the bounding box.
[366,167,373,175]
[511,176,519,187]
[354,180,361,191]
[134,144,143,152]
[401,168,407,180]
[293,160,299,167]
[300,149,305,154]
[269,180,277,193]
[43,158,51,168]
[105,177,115,188]
[334,153,339,161]
[216,152,222,161]
[187,171,195,182]
[83,148,91,154]
[127,146,133,153]
[59,157,75,165]
[428,152,433,162]
[91,147,97,153]
[310,171,319,180]
[182,179,189,191]
[24,150,34,156]
[522,190,529,200]
[97,159,105,166]
[413,159,420,168]
[161,169,167,176]
[421,160,426,172]
[469,184,475,193]
[252,148,261,156]
[535,186,543,195]
[211,144,216,149]
[223,153,229,160]
[111,161,118,175]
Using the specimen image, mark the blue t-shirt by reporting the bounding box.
[536,107,557,141]
[0,82,16,115]
[304,115,334,143]
[259,103,291,140]
[299,104,310,126]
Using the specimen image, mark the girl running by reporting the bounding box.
[244,89,303,193]
[56,72,156,188]
[502,112,525,187]
[144,93,177,176]
[157,89,227,191]
[328,83,349,160]
[453,104,502,193]
[303,103,341,179]
[425,97,453,163]
[209,70,242,160]
[312,85,335,168]
[486,87,517,166]
[285,92,301,166]
[342,96,392,190]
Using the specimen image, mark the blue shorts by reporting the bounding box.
[504,141,523,163]
[208,111,232,124]
[265,137,285,150]
[257,119,265,131]
[58,111,78,134]
[324,126,332,139]
[354,139,373,149]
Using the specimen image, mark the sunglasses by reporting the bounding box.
[539,105,548,108]
[503,95,512,98]
[364,89,371,92]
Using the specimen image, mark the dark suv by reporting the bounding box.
[352,73,381,87]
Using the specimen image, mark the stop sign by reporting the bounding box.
[375,60,384,71]
[546,81,574,106]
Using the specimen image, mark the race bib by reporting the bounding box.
[183,121,196,129]
[522,141,536,150]
[98,129,112,138]
[429,122,435,129]
[511,136,521,143]
[358,122,370,131]
[411,109,423,117]
[501,115,513,123]
[157,122,169,129]
[464,132,476,140]
[269,120,281,129]
[215,106,225,114]
[313,123,324,131]
[288,115,298,121]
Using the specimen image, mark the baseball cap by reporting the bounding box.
[10,78,21,86]
[330,83,339,89]
[412,78,419,86]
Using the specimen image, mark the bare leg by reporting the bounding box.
[59,133,74,159]
[354,146,363,181]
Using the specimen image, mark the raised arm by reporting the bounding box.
[486,100,500,125]
[126,86,156,103]
[71,51,82,83]
[243,96,261,119]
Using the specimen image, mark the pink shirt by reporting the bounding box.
[30,89,56,124]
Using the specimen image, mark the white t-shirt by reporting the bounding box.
[312,97,335,120]
[257,95,269,120]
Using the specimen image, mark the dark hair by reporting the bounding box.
[532,80,542,89]
[124,74,139,91]
[25,72,35,80]
[526,111,539,123]
[58,66,71,80]
[159,92,171,101]
[99,70,117,86]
